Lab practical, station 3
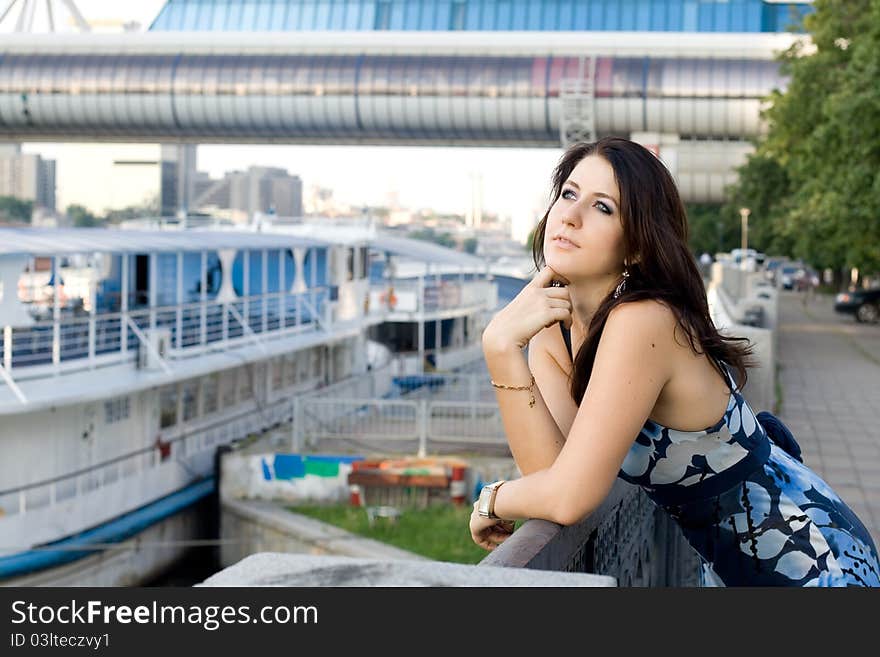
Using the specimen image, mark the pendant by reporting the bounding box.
[529,394,535,408]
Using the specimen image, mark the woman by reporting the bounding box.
[470,137,879,586]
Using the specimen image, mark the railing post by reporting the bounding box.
[3,325,11,372]
[222,303,229,344]
[200,251,207,347]
[243,249,250,329]
[88,315,96,367]
[149,252,157,333]
[261,248,268,334]
[470,375,477,421]
[121,252,129,357]
[176,251,183,351]
[291,397,303,452]
[418,399,428,457]
[279,248,286,331]
[52,255,60,371]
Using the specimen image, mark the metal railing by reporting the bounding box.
[479,480,702,587]
[2,288,333,380]
[291,370,508,456]
[0,397,294,519]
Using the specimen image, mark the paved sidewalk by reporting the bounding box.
[775,290,880,547]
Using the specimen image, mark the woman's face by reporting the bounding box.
[542,154,626,285]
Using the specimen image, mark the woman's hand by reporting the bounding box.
[482,265,572,353]
[469,501,516,551]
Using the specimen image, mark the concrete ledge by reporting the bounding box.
[200,552,617,587]
[220,498,427,566]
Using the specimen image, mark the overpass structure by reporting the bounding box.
[0,0,811,202]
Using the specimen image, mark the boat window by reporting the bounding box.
[159,385,178,429]
[271,358,284,391]
[104,396,130,424]
[181,380,199,422]
[238,366,253,401]
[221,369,237,407]
[284,353,297,387]
[202,373,219,415]
[311,347,323,380]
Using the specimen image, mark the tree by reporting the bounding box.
[66,204,101,227]
[525,227,536,254]
[462,237,478,254]
[408,227,456,249]
[103,195,160,224]
[727,0,880,276]
[0,195,33,223]
[685,203,730,256]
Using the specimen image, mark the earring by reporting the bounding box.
[613,269,630,299]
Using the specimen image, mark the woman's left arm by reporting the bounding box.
[490,300,676,526]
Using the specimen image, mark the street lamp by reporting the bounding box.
[739,207,750,252]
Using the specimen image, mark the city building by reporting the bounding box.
[192,166,303,222]
[0,144,56,212]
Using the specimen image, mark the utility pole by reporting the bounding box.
[739,207,750,252]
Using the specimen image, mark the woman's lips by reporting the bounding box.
[552,236,579,249]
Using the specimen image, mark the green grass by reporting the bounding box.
[289,503,494,564]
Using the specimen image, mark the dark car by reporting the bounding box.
[834,287,880,323]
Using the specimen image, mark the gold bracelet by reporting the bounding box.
[490,374,536,408]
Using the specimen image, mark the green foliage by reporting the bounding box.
[103,196,159,224]
[686,203,729,255]
[291,503,490,564]
[462,237,478,254]
[727,0,880,273]
[0,195,33,223]
[66,204,101,227]
[408,226,457,249]
[525,227,535,253]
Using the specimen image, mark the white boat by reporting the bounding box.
[0,220,496,585]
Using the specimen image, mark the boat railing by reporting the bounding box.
[0,395,295,521]
[2,287,336,380]
[370,279,495,313]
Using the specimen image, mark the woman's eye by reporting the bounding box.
[593,200,612,215]
[561,189,576,200]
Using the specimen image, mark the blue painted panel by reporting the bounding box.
[305,454,365,464]
[273,454,306,479]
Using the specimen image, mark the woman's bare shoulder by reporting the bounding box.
[603,299,683,362]
[528,322,571,374]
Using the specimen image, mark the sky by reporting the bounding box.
[8,0,564,242]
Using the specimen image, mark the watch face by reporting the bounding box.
[478,488,491,512]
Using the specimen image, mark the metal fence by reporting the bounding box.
[291,369,508,455]
[480,480,703,587]
[2,288,333,380]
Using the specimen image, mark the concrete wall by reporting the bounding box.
[707,262,778,413]
[220,450,364,505]
[219,498,425,569]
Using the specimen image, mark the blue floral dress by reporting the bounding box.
[560,324,880,586]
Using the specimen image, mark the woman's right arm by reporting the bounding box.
[484,326,578,475]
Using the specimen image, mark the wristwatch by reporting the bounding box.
[477,480,506,519]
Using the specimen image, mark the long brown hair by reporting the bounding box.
[531,137,753,404]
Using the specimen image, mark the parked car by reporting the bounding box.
[763,257,788,283]
[834,287,880,323]
[778,264,805,289]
